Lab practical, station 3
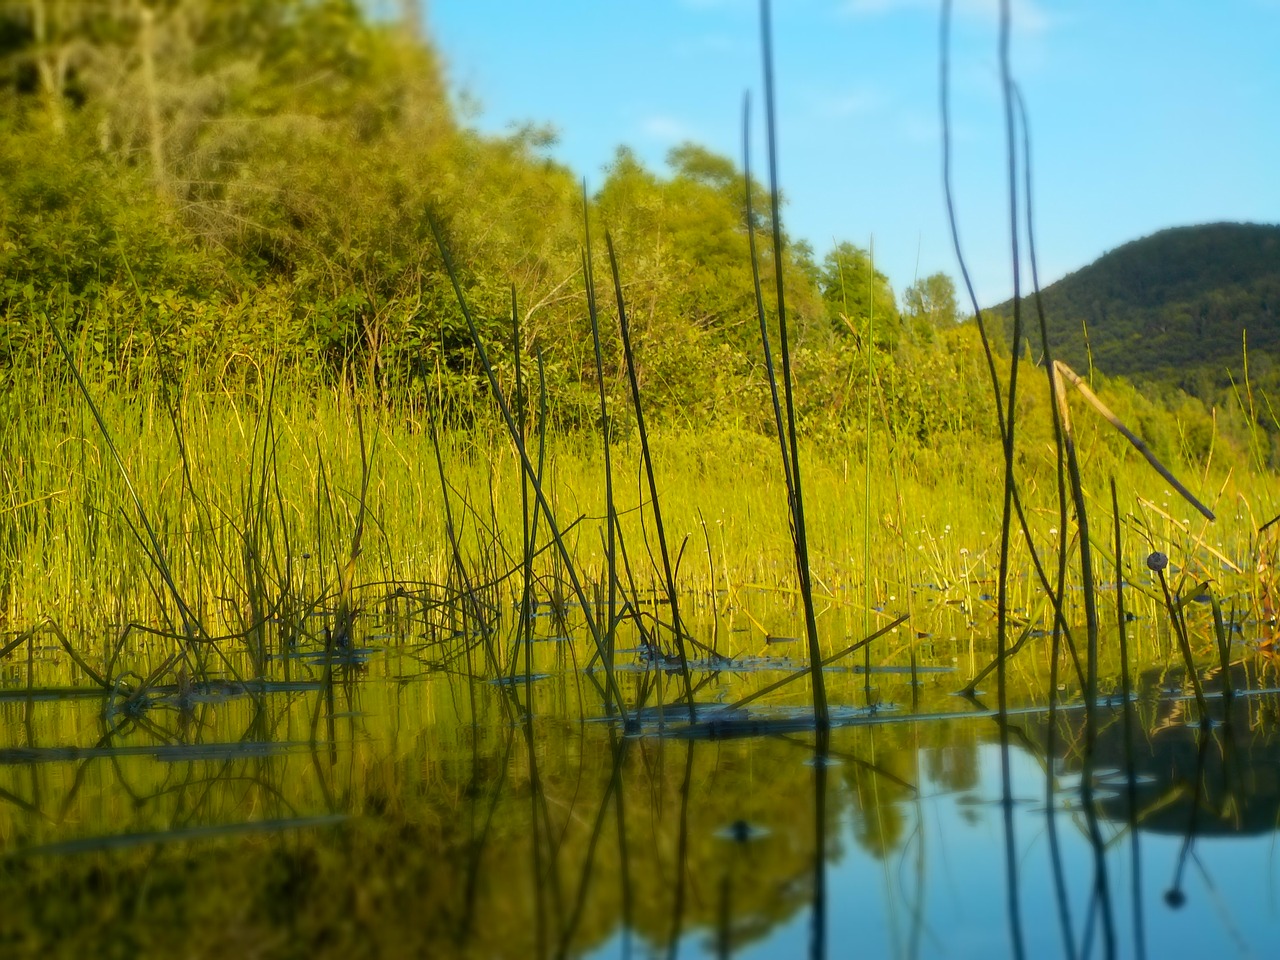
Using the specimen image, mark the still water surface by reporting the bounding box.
[2,606,1279,958]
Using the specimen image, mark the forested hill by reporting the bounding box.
[993,223,1280,383]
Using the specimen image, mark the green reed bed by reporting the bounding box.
[2,4,1277,956]
[0,369,1269,700]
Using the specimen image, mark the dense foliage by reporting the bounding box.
[0,0,1262,465]
[992,223,1280,460]
[0,2,985,431]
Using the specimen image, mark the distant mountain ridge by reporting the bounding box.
[991,222,1280,383]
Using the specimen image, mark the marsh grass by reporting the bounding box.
[5,8,1280,960]
[0,0,1273,743]
[0,359,1267,704]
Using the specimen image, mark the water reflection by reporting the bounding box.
[2,651,1280,956]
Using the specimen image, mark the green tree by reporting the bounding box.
[903,272,959,328]
[590,142,827,423]
[818,241,900,346]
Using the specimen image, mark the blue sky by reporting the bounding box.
[425,1,1279,306]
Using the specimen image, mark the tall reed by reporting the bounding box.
[755,0,828,727]
[427,214,630,719]
[581,194,621,712]
[603,234,696,722]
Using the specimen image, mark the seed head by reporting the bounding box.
[1146,551,1168,572]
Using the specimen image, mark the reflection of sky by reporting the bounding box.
[11,659,1280,956]
[605,742,1280,958]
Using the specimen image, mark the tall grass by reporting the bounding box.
[753,0,828,726]
[0,1,1270,739]
[1,364,1263,698]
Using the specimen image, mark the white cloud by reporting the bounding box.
[841,0,1052,36]
[671,33,738,58]
[640,114,700,143]
[814,87,887,118]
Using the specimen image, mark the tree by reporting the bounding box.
[818,242,900,344]
[903,272,959,328]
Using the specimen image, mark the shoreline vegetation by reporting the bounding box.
[1,1,1275,685]
[2,287,1274,710]
[0,2,1271,444]
[4,3,1280,957]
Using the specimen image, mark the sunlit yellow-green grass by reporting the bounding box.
[0,374,1272,691]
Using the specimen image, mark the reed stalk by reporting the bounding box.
[428,214,629,719]
[512,285,536,692]
[1112,479,1147,960]
[582,191,621,711]
[604,233,696,723]
[1150,551,1209,721]
[758,0,828,727]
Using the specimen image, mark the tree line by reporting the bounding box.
[11,0,1247,468]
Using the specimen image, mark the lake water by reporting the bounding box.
[2,597,1279,958]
